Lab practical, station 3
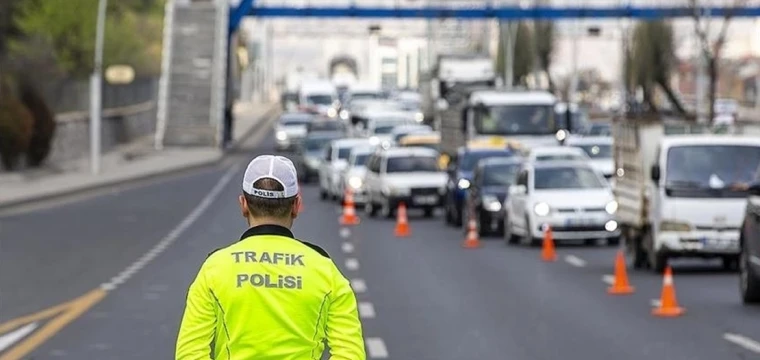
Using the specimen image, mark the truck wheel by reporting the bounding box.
[643,230,667,273]
[722,256,739,272]
[740,247,760,304]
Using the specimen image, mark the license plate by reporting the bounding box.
[565,218,593,226]
[413,195,438,205]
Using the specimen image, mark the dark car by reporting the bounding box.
[294,131,344,183]
[582,122,612,136]
[463,157,521,236]
[740,181,760,304]
[307,119,347,135]
[443,147,516,227]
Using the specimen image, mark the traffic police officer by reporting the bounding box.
[176,155,366,359]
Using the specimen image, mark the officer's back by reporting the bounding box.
[176,155,365,360]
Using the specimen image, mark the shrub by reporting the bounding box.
[19,80,56,167]
[0,83,34,170]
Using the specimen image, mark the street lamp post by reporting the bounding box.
[90,0,108,175]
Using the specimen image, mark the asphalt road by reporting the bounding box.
[1,126,760,359]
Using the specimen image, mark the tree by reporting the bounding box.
[628,20,686,115]
[0,0,23,56]
[513,22,535,86]
[10,0,163,77]
[534,21,555,92]
[689,0,746,123]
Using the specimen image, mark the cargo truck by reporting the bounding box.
[613,118,760,272]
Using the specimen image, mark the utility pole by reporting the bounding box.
[89,0,108,175]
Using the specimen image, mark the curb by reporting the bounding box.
[0,105,279,212]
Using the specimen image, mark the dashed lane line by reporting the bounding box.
[724,333,760,354]
[345,258,360,271]
[342,242,355,253]
[351,279,367,293]
[339,227,352,239]
[358,302,376,319]
[0,323,38,352]
[101,163,240,291]
[602,274,615,285]
[366,337,389,358]
[650,299,662,307]
[564,255,587,267]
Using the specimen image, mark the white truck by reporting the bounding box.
[613,118,760,272]
[421,54,497,126]
[438,88,563,157]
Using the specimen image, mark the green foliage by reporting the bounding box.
[10,0,163,77]
[496,22,535,87]
[534,20,555,90]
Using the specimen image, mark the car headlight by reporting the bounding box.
[348,176,363,189]
[415,112,424,122]
[276,131,287,141]
[483,195,502,212]
[340,109,349,120]
[660,220,692,232]
[327,108,337,118]
[369,136,380,145]
[605,200,618,215]
[457,178,471,189]
[533,202,550,216]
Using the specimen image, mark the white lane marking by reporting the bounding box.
[651,299,662,307]
[345,258,360,271]
[366,337,389,358]
[100,164,241,291]
[564,255,587,267]
[342,242,355,253]
[358,302,376,319]
[602,274,615,285]
[339,227,352,239]
[724,333,760,354]
[350,279,367,293]
[0,322,38,351]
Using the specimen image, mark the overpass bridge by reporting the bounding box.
[155,0,760,149]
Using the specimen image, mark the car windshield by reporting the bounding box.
[303,137,336,151]
[309,122,343,132]
[475,105,556,135]
[585,123,611,136]
[483,164,520,186]
[534,167,606,190]
[535,153,585,161]
[307,94,333,106]
[373,123,399,134]
[337,147,352,160]
[573,144,612,159]
[555,110,590,132]
[352,93,383,100]
[386,156,439,173]
[460,151,510,171]
[665,145,760,198]
[352,153,369,166]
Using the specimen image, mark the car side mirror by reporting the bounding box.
[509,185,526,195]
[651,165,661,183]
[749,182,760,196]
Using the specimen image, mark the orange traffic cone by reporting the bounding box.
[607,250,635,295]
[541,225,557,262]
[652,266,685,317]
[339,188,360,225]
[462,216,481,249]
[394,202,410,237]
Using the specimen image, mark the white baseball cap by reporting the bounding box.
[242,155,299,199]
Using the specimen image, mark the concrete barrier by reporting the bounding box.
[49,101,156,164]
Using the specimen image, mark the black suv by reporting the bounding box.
[740,182,760,304]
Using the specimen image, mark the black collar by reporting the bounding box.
[239,224,295,241]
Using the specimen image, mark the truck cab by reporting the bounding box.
[614,120,760,272]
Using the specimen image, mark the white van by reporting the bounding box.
[299,81,339,118]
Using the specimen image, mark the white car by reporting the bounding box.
[363,147,447,218]
[318,138,371,200]
[362,111,417,148]
[524,146,590,163]
[338,145,375,205]
[565,136,614,179]
[274,113,313,151]
[504,160,620,246]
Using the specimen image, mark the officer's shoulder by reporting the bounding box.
[206,242,235,260]
[297,239,331,259]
